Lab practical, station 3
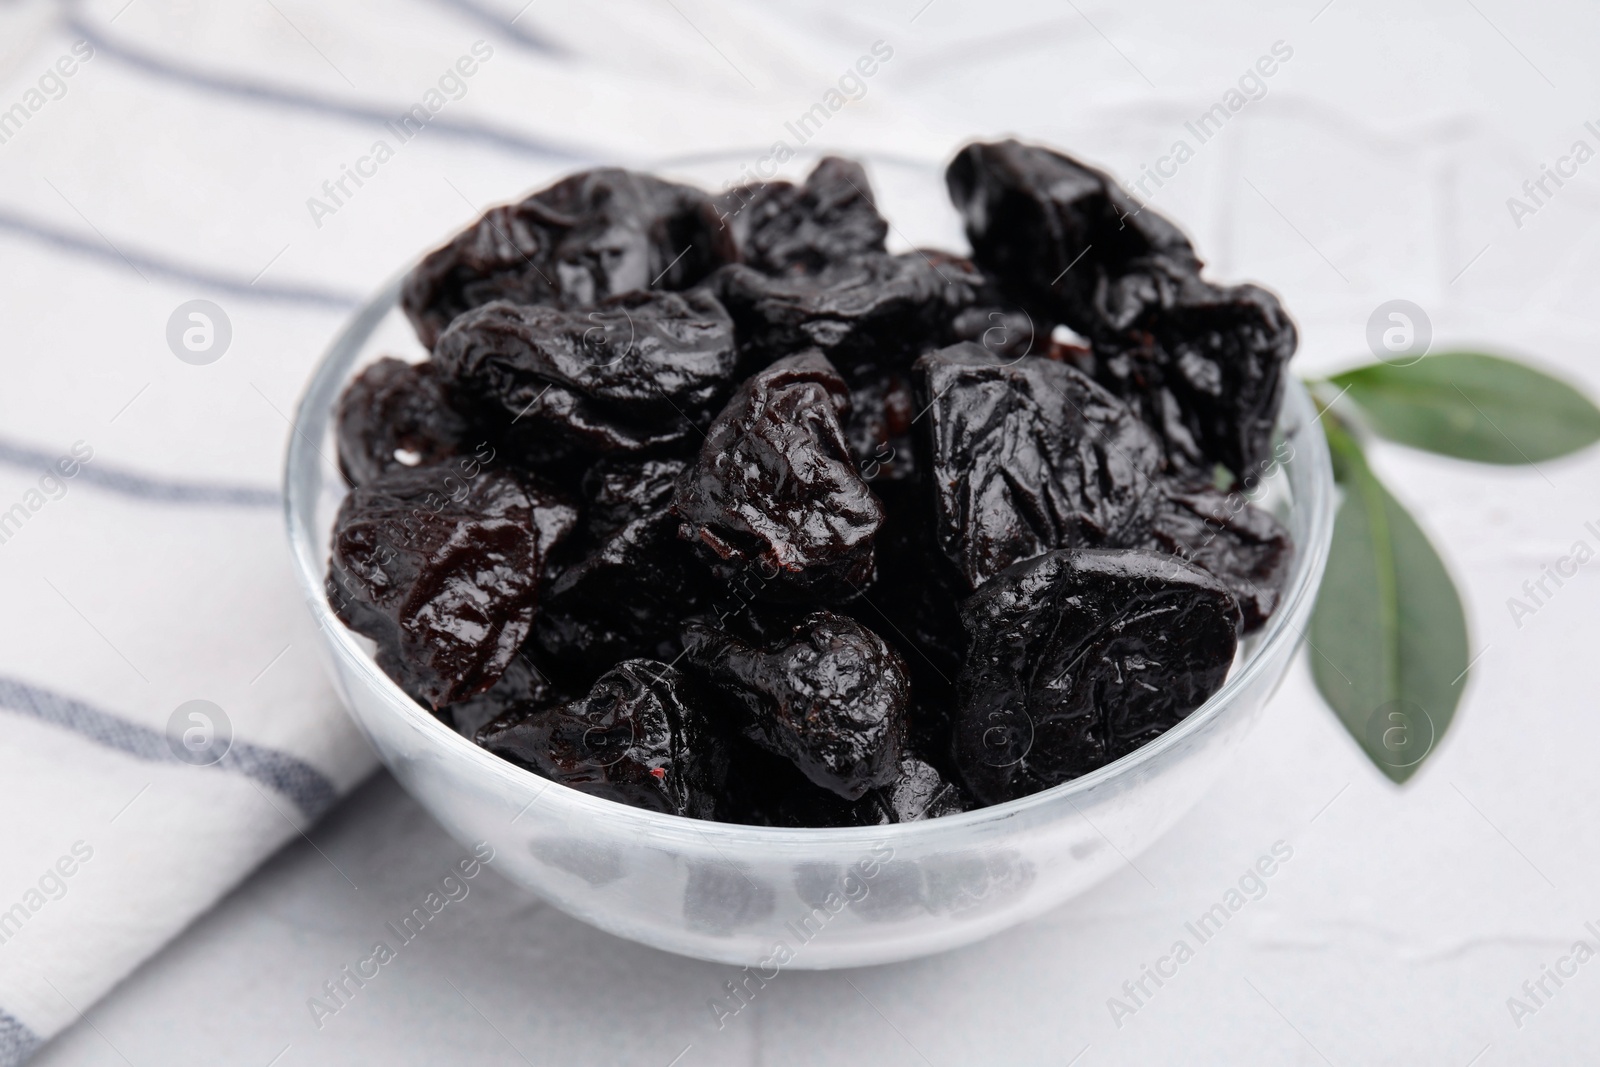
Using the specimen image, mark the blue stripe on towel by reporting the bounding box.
[424,0,567,55]
[0,1008,40,1067]
[67,15,593,163]
[0,677,339,820]
[0,207,361,309]
[0,438,279,509]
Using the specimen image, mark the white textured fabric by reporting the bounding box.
[5,0,1600,1063]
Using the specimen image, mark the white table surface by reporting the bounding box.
[15,0,1600,1062]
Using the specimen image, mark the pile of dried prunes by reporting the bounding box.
[326,140,1297,826]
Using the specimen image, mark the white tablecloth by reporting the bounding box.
[8,0,1600,1063]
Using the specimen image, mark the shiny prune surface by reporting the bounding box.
[946,139,1197,321]
[673,349,885,603]
[477,659,727,819]
[916,343,1164,589]
[335,357,471,487]
[952,549,1239,805]
[331,143,1300,825]
[842,366,917,484]
[438,649,562,740]
[433,289,738,462]
[328,466,578,708]
[949,303,1046,362]
[865,753,971,823]
[946,139,1295,476]
[534,457,717,679]
[708,250,984,368]
[1090,263,1297,477]
[1143,479,1293,632]
[684,611,909,800]
[402,168,733,350]
[715,156,888,275]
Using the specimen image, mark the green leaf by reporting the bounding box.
[1329,352,1600,464]
[1308,422,1470,783]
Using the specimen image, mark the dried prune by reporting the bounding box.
[708,250,984,368]
[584,454,687,540]
[863,753,970,823]
[337,143,1299,826]
[402,168,734,349]
[946,139,1198,319]
[673,349,885,603]
[439,649,562,740]
[432,290,738,464]
[715,156,888,275]
[949,304,1044,362]
[534,457,717,678]
[915,343,1164,589]
[335,357,472,486]
[1090,263,1297,476]
[842,367,917,483]
[946,140,1295,476]
[476,659,727,819]
[1142,479,1293,631]
[952,549,1239,805]
[328,466,578,708]
[946,262,1052,362]
[683,612,908,800]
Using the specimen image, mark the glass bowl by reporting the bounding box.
[284,151,1335,969]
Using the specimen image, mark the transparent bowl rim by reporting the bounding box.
[285,195,1335,849]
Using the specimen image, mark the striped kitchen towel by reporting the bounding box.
[0,0,938,1058]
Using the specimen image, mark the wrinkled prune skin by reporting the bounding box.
[476,659,727,819]
[949,304,1044,362]
[674,350,885,603]
[708,250,984,368]
[534,457,717,679]
[953,549,1239,805]
[1143,480,1293,632]
[433,290,738,463]
[585,454,686,540]
[842,367,917,484]
[438,650,561,740]
[683,612,908,800]
[1091,263,1297,476]
[715,157,888,275]
[402,168,735,350]
[947,263,1051,362]
[863,753,970,823]
[335,358,472,487]
[334,145,1301,827]
[328,466,578,708]
[915,343,1164,589]
[946,140,1295,476]
[946,139,1197,318]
